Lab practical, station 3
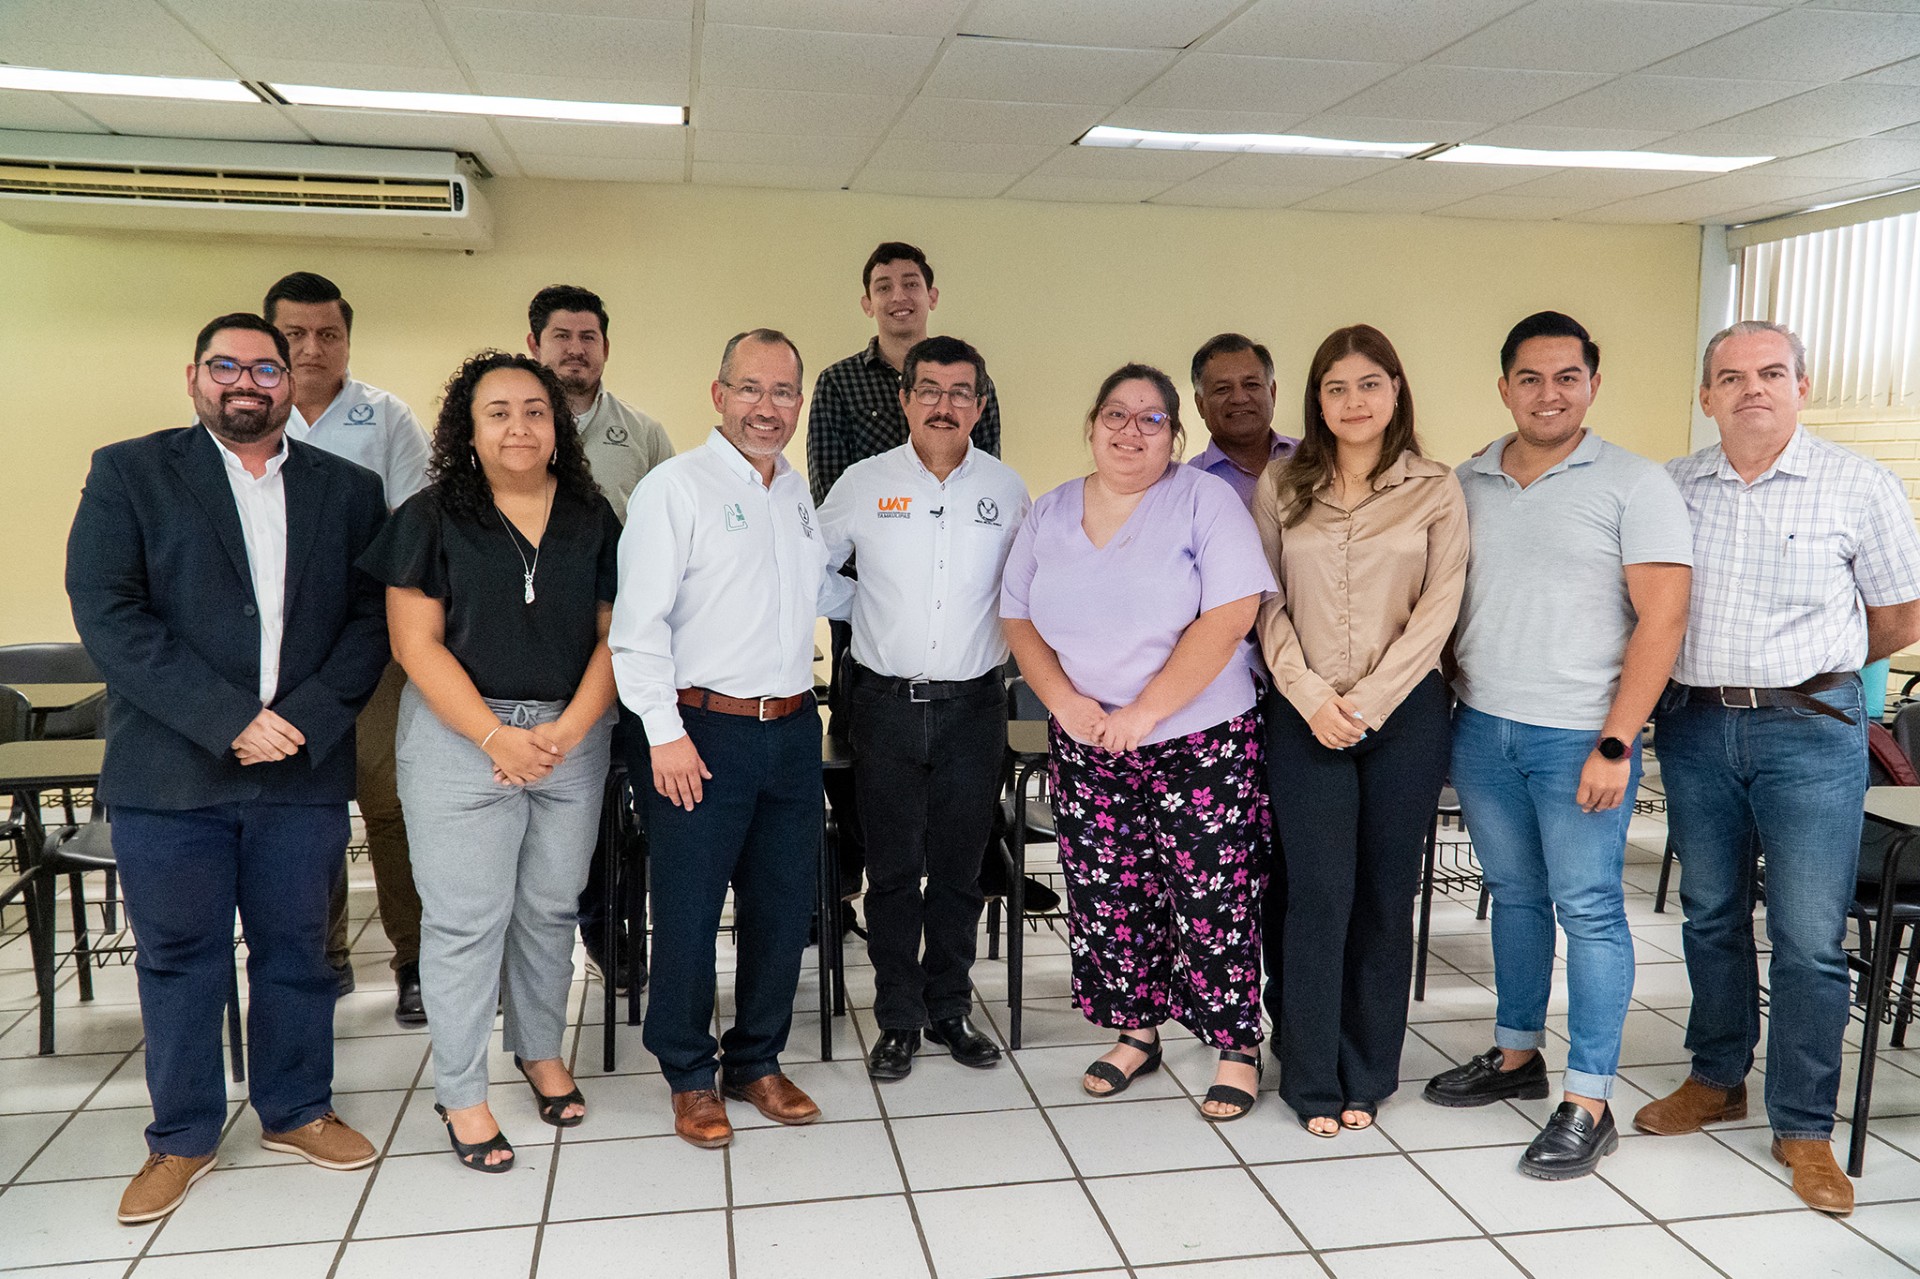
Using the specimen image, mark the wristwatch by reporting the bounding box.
[1597,736,1628,760]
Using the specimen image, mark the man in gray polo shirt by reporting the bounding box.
[1423,312,1692,1181]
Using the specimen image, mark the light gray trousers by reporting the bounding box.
[395,683,611,1109]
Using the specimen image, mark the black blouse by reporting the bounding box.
[359,486,621,702]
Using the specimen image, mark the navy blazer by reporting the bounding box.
[66,425,390,810]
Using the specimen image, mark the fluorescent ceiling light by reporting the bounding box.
[272,83,683,126]
[1080,124,1429,160]
[0,64,256,103]
[1429,143,1770,173]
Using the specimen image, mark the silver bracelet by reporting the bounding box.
[479,725,504,751]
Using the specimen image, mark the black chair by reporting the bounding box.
[1,687,47,993]
[1852,799,1920,1177]
[0,643,105,740]
[592,763,647,1071]
[1413,786,1478,1001]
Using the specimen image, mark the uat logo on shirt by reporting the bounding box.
[876,495,913,518]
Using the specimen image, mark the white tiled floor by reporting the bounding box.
[4,798,1920,1278]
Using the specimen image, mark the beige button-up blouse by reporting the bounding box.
[1253,449,1469,728]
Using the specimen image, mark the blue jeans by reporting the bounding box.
[1653,676,1867,1140]
[1451,707,1641,1101]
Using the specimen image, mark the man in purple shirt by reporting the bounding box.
[1187,333,1298,510]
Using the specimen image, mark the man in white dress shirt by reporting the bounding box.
[611,329,847,1149]
[817,336,1029,1081]
[264,271,429,1023]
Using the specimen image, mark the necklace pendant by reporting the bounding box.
[524,570,536,605]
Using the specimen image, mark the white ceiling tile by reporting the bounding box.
[1149,180,1322,208]
[691,159,853,189]
[241,61,475,94]
[1100,106,1311,134]
[850,169,1018,198]
[467,72,685,106]
[1025,146,1233,182]
[1200,0,1530,63]
[1494,167,1713,200]
[0,0,233,76]
[1468,122,1677,150]
[921,38,1174,106]
[1291,188,1463,214]
[1647,8,1920,81]
[65,98,309,143]
[699,24,939,96]
[1651,129,1850,159]
[701,0,968,37]
[1179,151,1397,189]
[1714,201,1804,224]
[1001,173,1179,202]
[0,40,234,79]
[491,118,686,160]
[1573,186,1756,220]
[1435,192,1604,219]
[1429,0,1773,74]
[1289,113,1478,144]
[1129,54,1400,116]
[0,90,111,134]
[516,155,685,183]
[1333,66,1612,125]
[434,0,689,16]
[861,137,1055,174]
[959,0,1245,50]
[1745,138,1920,179]
[166,0,459,71]
[692,130,872,167]
[283,106,514,172]
[1854,56,1920,88]
[1522,74,1814,131]
[439,9,690,93]
[887,98,1105,145]
[692,86,903,137]
[1698,83,1920,139]
[1333,161,1538,196]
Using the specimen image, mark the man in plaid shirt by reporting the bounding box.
[1636,320,1920,1216]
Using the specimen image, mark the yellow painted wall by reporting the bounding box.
[1,179,1701,645]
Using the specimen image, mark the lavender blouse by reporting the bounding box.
[1001,464,1275,746]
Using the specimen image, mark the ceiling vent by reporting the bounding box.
[0,130,491,249]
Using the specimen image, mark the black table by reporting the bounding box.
[11,683,105,741]
[0,739,106,1053]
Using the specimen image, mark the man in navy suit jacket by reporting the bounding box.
[67,313,390,1226]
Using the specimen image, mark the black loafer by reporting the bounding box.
[1424,1046,1550,1108]
[1520,1102,1618,1180]
[925,1015,1002,1068]
[868,1029,920,1081]
[394,961,427,1027]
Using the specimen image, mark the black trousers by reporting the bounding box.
[848,668,1007,1029]
[1264,671,1450,1119]
[577,700,647,939]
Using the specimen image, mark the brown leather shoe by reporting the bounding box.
[672,1088,733,1149]
[259,1111,377,1170]
[1772,1138,1855,1215]
[118,1151,216,1224]
[1631,1079,1748,1135]
[724,1073,821,1126]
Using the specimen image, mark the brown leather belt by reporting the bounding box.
[1678,671,1858,725]
[677,687,811,721]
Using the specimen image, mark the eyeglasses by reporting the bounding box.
[200,357,287,388]
[908,385,978,408]
[720,379,801,409]
[1095,405,1172,436]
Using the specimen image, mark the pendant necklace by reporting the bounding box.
[496,483,554,605]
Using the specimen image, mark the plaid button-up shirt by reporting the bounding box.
[805,337,1001,505]
[1669,426,1920,687]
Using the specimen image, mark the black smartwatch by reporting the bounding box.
[1597,736,1628,760]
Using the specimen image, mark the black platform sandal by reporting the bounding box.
[1081,1031,1162,1097]
[515,1056,586,1128]
[434,1103,515,1172]
[1201,1048,1263,1123]
[1340,1101,1377,1130]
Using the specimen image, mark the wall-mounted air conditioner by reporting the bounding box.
[0,130,492,250]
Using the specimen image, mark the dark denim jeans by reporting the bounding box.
[1654,675,1867,1140]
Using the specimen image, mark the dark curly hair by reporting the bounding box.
[426,351,600,520]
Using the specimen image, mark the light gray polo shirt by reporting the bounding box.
[1452,430,1693,731]
[576,387,674,522]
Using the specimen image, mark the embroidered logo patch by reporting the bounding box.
[724,503,747,532]
[798,503,815,538]
[876,496,912,519]
[974,497,1001,527]
[605,423,629,444]
[346,403,375,426]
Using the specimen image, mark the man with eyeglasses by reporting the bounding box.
[816,336,1031,1081]
[611,329,850,1149]
[264,270,431,1023]
[67,313,390,1224]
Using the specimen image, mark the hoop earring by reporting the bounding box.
[469,447,479,470]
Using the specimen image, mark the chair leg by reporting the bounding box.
[103,867,119,933]
[1654,837,1676,914]
[1892,923,1920,1050]
[1414,810,1438,1002]
[985,897,1002,961]
[1849,848,1907,1178]
[601,777,620,1074]
[1475,883,1491,921]
[226,961,245,1084]
[69,871,94,1002]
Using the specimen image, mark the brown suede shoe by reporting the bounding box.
[259,1111,376,1170]
[118,1151,216,1224]
[1772,1138,1855,1215]
[724,1073,821,1126]
[672,1088,733,1149]
[1631,1079,1748,1135]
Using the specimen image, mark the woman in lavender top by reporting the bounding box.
[1001,363,1275,1121]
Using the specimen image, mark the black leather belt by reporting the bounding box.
[849,663,1000,703]
[1677,671,1858,725]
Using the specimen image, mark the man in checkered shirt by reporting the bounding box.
[1635,320,1920,1216]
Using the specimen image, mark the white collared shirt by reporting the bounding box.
[611,429,850,744]
[1669,425,1920,687]
[818,442,1031,681]
[287,377,429,507]
[574,387,675,521]
[206,427,290,706]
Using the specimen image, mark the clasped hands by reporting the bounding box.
[1057,695,1161,754]
[231,707,305,766]
[1308,693,1369,750]
[482,722,579,786]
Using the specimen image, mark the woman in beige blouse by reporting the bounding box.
[1254,324,1468,1137]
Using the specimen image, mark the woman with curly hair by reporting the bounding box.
[358,351,621,1171]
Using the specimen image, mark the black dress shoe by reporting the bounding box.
[394,961,427,1027]
[925,1015,1002,1068]
[868,1029,920,1081]
[1424,1046,1550,1108]
[1520,1102,1618,1180]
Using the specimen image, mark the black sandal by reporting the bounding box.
[1081,1031,1162,1097]
[515,1056,586,1128]
[1201,1048,1263,1123]
[435,1103,514,1173]
[1341,1101,1377,1130]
